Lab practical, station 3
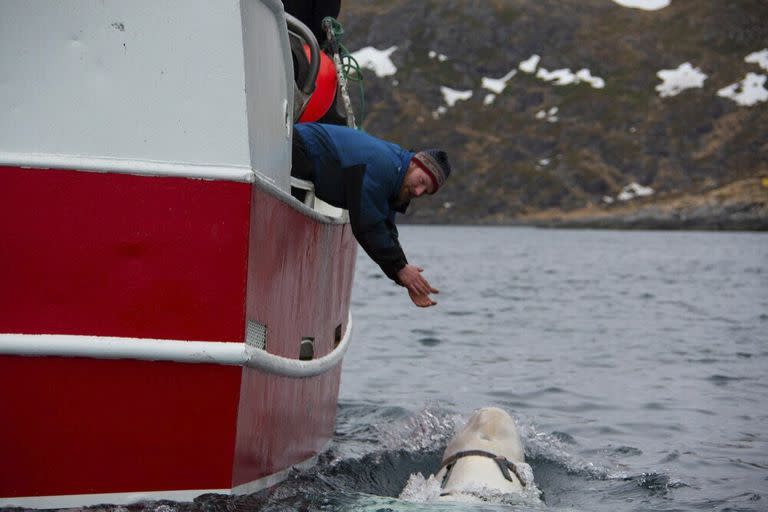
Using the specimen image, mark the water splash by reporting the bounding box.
[399,472,443,502]
[517,418,629,480]
[379,403,462,453]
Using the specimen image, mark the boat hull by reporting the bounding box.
[0,166,356,505]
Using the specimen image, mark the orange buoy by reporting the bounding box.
[299,45,338,123]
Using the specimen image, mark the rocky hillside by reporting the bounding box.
[337,0,768,228]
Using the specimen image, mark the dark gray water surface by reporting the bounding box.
[48,227,767,512]
[328,227,768,511]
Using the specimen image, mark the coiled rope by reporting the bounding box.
[322,16,365,128]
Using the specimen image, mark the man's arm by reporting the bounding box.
[352,219,408,282]
[343,164,438,307]
[388,219,438,306]
[352,219,438,307]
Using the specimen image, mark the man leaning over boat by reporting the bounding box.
[291,122,452,308]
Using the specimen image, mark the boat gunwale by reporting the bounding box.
[0,155,349,225]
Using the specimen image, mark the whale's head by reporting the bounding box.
[436,407,528,498]
[443,407,524,463]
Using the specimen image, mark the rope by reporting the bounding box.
[322,17,365,128]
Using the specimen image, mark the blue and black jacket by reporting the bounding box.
[293,123,415,284]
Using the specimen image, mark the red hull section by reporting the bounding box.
[235,187,356,486]
[0,167,356,502]
[0,167,251,341]
[0,357,242,496]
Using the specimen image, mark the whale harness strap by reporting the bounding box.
[438,449,527,489]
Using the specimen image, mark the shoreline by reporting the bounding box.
[405,177,768,231]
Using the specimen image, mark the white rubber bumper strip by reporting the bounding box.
[0,314,351,379]
[0,152,255,183]
[0,448,323,508]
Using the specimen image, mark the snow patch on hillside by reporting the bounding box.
[537,67,605,88]
[617,183,654,201]
[655,62,707,97]
[575,69,606,89]
[441,86,473,107]
[520,55,604,89]
[535,107,559,123]
[482,70,517,94]
[519,55,541,74]
[433,86,473,118]
[745,49,768,71]
[717,73,768,106]
[351,46,398,77]
[480,69,517,104]
[611,0,670,10]
[537,67,578,86]
[432,106,447,119]
[428,50,448,62]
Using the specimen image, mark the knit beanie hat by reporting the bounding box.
[412,149,452,193]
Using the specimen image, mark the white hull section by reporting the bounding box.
[0,452,321,509]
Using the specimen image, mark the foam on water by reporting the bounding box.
[400,473,544,508]
[398,472,443,502]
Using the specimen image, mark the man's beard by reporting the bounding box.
[391,186,411,212]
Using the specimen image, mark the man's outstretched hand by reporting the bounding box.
[397,264,439,308]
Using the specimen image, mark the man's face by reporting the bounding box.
[398,164,435,204]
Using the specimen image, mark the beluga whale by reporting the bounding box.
[400,407,540,504]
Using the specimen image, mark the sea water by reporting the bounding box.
[49,227,768,511]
